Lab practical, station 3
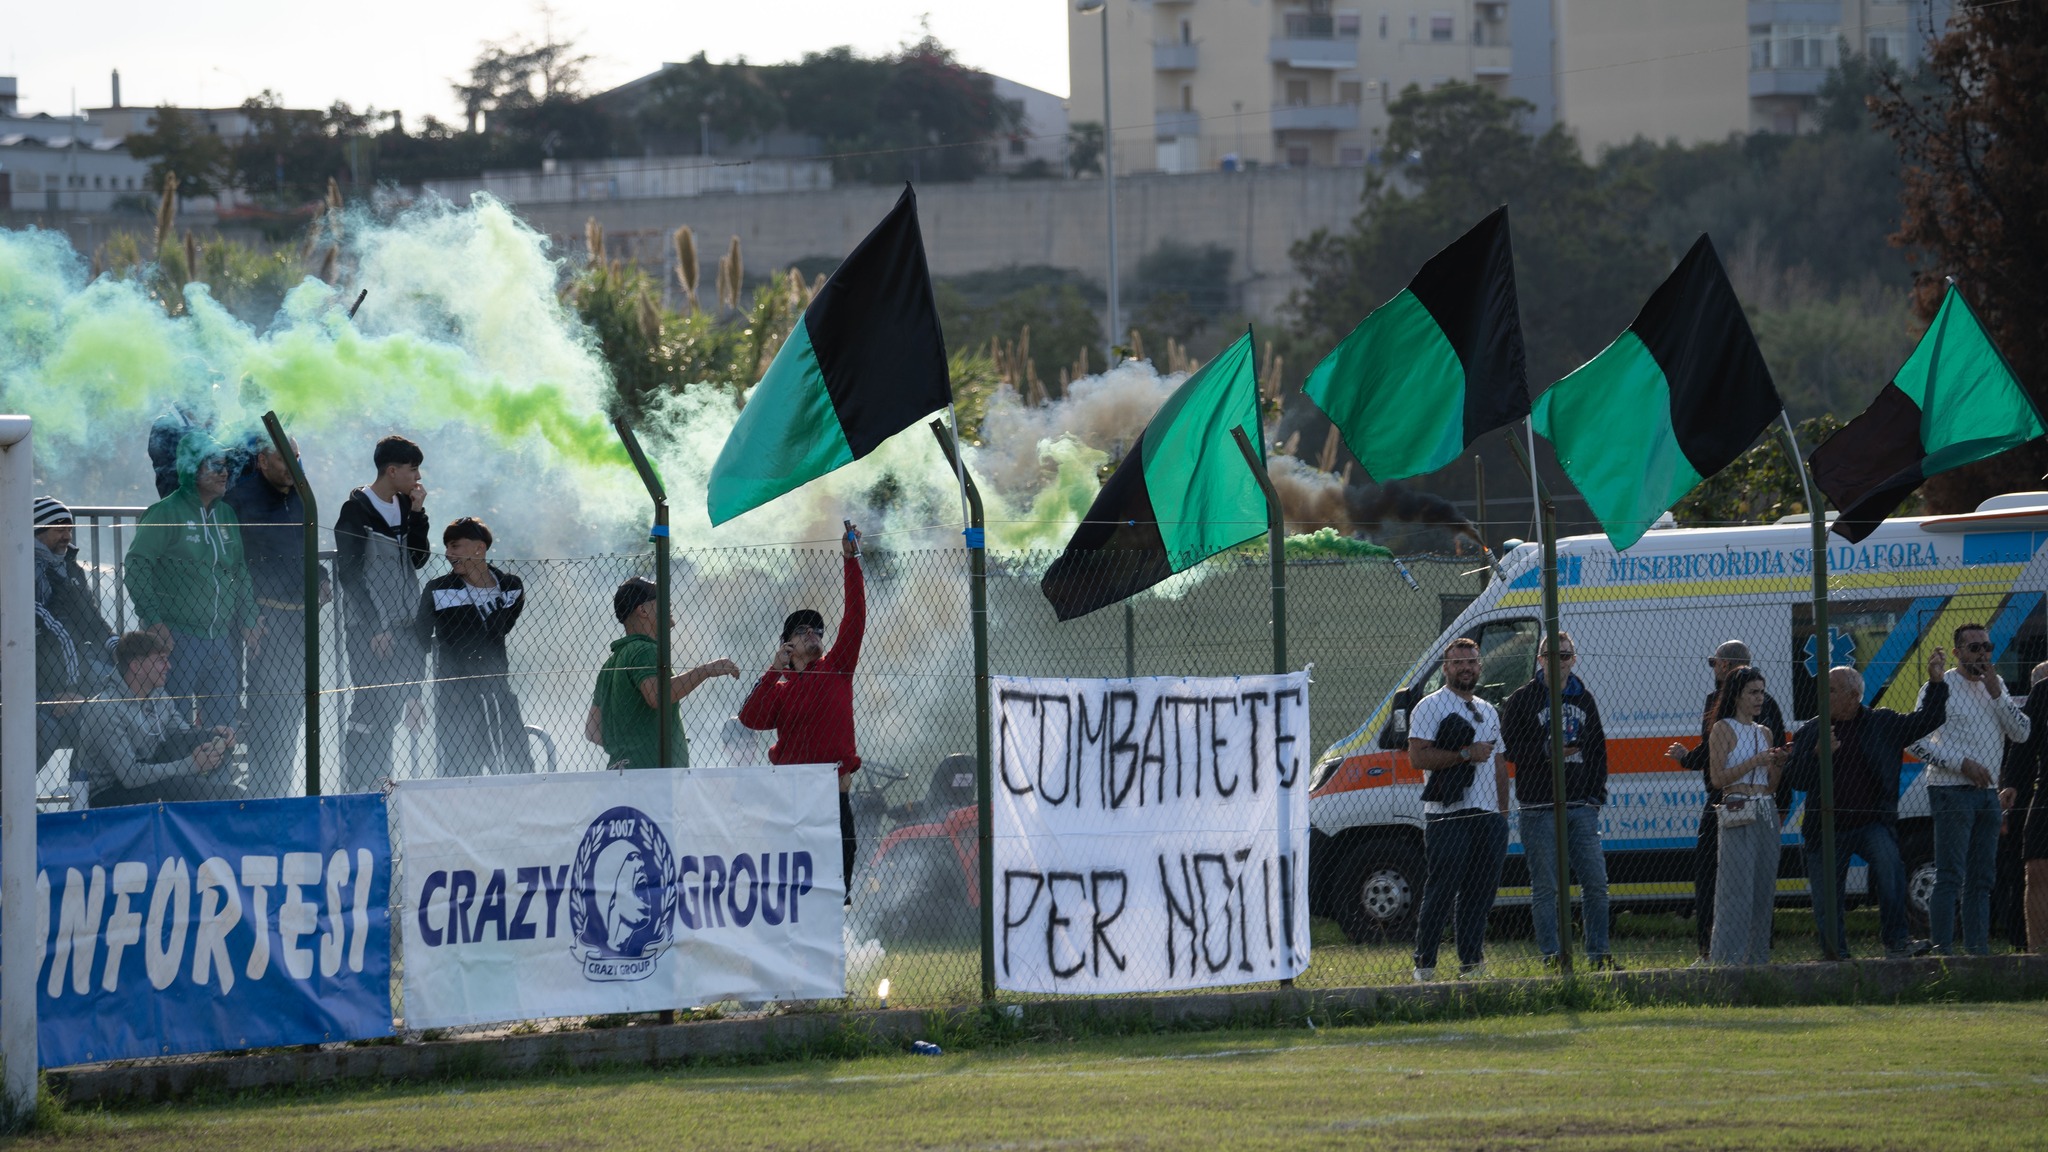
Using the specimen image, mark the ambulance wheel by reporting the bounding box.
[1333,841,1421,944]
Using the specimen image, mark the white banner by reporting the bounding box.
[394,766,843,1029]
[992,672,1310,994]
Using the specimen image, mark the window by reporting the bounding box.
[1286,78,1311,106]
[1379,13,1388,38]
[1009,136,1027,155]
[1181,83,1195,111]
[1430,13,1454,41]
[1339,146,1366,165]
[1285,12,1335,37]
[1411,620,1541,707]
[1180,18,1193,44]
[1409,14,1418,38]
[1752,23,1840,69]
[1286,144,1312,167]
[1335,12,1360,37]
[1339,80,1362,104]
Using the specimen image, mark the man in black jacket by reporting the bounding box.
[32,497,117,768]
[1666,639,1786,961]
[1502,631,1615,967]
[1785,656,1948,959]
[333,435,431,792]
[414,517,531,777]
[223,435,328,795]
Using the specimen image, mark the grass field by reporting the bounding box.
[21,1002,2048,1150]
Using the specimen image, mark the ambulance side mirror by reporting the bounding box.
[1378,686,1416,750]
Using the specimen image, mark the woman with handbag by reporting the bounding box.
[1707,666,1789,965]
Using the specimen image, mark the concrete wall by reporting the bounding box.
[514,167,1369,326]
[1555,0,1753,156]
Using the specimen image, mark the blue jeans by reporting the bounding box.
[165,629,241,732]
[1519,805,1610,958]
[1928,786,2001,955]
[1807,822,1908,957]
[1414,809,1509,970]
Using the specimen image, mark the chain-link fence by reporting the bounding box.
[25,509,2046,1039]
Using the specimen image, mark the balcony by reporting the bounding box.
[1153,41,1200,70]
[1271,102,1359,132]
[1473,45,1512,76]
[1749,67,1828,96]
[1154,108,1202,138]
[1747,1,1841,23]
[1268,37,1358,70]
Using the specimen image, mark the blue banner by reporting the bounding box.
[26,794,392,1067]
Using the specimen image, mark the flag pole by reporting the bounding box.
[929,418,995,1001]
[1780,410,1841,961]
[1525,417,1542,546]
[1508,430,1574,976]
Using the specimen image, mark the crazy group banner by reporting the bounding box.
[29,795,393,1067]
[992,672,1311,994]
[394,765,843,1029]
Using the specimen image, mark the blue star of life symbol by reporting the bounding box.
[1803,628,1856,677]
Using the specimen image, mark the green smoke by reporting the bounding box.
[0,196,623,487]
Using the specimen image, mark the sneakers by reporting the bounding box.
[1412,966,1436,983]
[1459,961,1487,979]
[1589,954,1624,972]
[1539,953,1562,972]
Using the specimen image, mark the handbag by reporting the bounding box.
[1717,793,1771,828]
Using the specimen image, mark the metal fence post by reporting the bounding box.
[612,421,672,771]
[1228,428,1286,675]
[1,415,39,1122]
[261,412,321,797]
[1540,497,1574,976]
[1781,413,1840,960]
[928,420,994,1001]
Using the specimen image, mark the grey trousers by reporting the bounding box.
[1710,802,1779,966]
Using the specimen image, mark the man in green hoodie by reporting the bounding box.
[125,430,257,742]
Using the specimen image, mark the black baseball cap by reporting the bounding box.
[782,609,825,642]
[614,577,658,622]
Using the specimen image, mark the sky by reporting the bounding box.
[5,0,1072,126]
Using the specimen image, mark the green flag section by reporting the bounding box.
[707,185,951,525]
[1302,206,1528,482]
[1041,332,1266,621]
[1810,285,2045,543]
[1532,234,1782,551]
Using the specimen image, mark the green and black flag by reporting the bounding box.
[1532,234,1782,550]
[1809,285,2044,543]
[1302,205,1528,481]
[1041,332,1265,621]
[707,185,951,525]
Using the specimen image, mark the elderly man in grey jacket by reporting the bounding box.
[74,632,237,808]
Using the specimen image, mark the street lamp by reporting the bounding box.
[1076,0,1120,367]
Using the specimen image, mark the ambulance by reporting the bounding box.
[1306,494,2048,944]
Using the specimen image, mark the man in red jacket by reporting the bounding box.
[739,523,866,901]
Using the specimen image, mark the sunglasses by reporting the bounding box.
[1552,651,1576,660]
[791,626,825,638]
[1962,641,1994,653]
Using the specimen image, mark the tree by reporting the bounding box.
[1872,2,2048,513]
[1067,121,1103,177]
[1673,415,1846,525]
[640,53,784,153]
[1288,84,1666,387]
[226,92,345,205]
[125,106,230,200]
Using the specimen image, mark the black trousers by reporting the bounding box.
[840,790,857,902]
[1695,805,1719,957]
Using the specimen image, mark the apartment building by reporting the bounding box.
[1067,0,1514,174]
[1536,0,1952,153]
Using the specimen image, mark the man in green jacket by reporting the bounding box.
[124,430,257,740]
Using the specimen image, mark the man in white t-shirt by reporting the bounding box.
[1912,622,2031,955]
[1407,636,1512,981]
